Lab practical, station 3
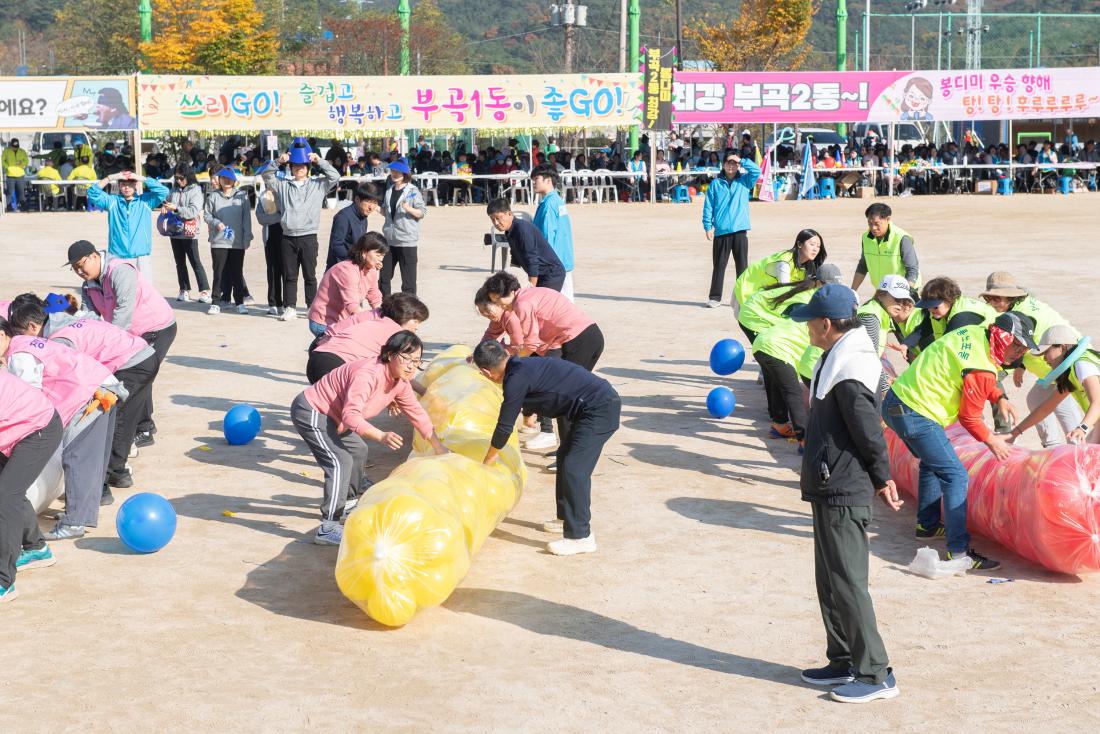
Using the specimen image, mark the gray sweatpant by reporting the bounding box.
[1027,382,1084,448]
[290,393,368,522]
[59,407,114,528]
[1,413,63,588]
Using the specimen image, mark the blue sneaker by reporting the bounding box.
[16,545,56,571]
[830,669,899,703]
[800,664,856,686]
[0,584,18,606]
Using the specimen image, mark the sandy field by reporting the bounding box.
[1,191,1099,732]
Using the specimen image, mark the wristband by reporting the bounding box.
[1077,424,1091,433]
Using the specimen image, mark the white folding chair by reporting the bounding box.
[593,168,618,203]
[417,172,440,206]
[508,171,531,205]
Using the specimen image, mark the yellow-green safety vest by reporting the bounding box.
[1011,295,1079,378]
[861,224,919,289]
[753,318,813,372]
[733,250,805,306]
[738,283,814,335]
[929,296,997,341]
[890,324,999,426]
[1067,350,1100,413]
[857,298,892,357]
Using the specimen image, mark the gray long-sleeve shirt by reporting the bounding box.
[168,183,204,226]
[203,189,254,249]
[260,159,340,236]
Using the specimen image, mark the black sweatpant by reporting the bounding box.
[0,412,62,588]
[755,351,807,439]
[109,354,158,476]
[812,503,890,685]
[170,237,209,292]
[380,246,418,296]
[211,248,246,305]
[709,230,749,302]
[556,396,620,539]
[555,323,606,442]
[264,223,285,309]
[281,233,319,309]
[306,350,346,385]
[138,321,178,435]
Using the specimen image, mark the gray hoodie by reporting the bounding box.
[382,183,427,247]
[260,159,340,236]
[204,188,254,249]
[167,183,204,236]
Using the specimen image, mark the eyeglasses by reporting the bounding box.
[71,255,91,272]
[395,353,426,369]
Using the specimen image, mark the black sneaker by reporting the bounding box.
[948,548,1002,571]
[100,486,115,506]
[107,469,133,488]
[800,664,856,686]
[915,523,946,539]
[134,431,155,448]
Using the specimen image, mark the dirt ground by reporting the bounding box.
[2,192,1099,731]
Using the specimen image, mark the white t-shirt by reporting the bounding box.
[1074,359,1100,383]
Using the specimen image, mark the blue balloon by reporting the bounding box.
[116,493,177,553]
[706,386,737,418]
[223,404,262,445]
[709,338,746,376]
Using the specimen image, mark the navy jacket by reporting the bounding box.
[326,204,370,270]
[505,217,566,290]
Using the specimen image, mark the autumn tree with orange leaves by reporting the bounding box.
[685,0,817,72]
[139,0,277,74]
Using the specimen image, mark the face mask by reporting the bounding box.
[987,325,1016,365]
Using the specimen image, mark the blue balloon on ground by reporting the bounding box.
[223,404,262,445]
[116,493,177,553]
[709,338,746,376]
[706,387,737,418]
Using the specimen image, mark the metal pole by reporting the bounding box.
[398,0,411,75]
[910,14,916,69]
[837,0,848,136]
[139,0,153,43]
[937,12,943,70]
[855,31,861,71]
[863,0,871,71]
[1028,30,1034,67]
[675,0,683,70]
[619,0,627,72]
[628,0,640,156]
[888,123,895,197]
[946,13,952,69]
[564,0,575,74]
[1036,12,1042,66]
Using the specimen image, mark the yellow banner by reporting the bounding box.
[137,74,642,132]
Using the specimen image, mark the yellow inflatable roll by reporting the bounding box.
[334,345,527,626]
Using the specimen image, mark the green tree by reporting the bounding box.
[53,0,141,74]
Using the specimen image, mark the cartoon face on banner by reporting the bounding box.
[0,76,136,131]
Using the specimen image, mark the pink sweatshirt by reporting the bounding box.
[314,314,402,364]
[0,371,57,457]
[0,300,10,319]
[481,287,595,355]
[6,335,112,425]
[85,258,175,337]
[308,261,382,326]
[303,358,433,439]
[49,317,150,373]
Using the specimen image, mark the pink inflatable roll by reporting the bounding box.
[885,424,1100,574]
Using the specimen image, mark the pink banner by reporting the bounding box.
[673,67,1100,124]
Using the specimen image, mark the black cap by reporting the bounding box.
[915,297,944,309]
[994,311,1039,352]
[65,240,97,267]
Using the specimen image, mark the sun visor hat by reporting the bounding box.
[288,137,313,165]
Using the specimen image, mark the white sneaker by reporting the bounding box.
[267,306,280,316]
[340,497,360,522]
[518,424,541,435]
[129,443,139,459]
[207,304,221,315]
[280,308,297,321]
[236,304,248,315]
[547,533,597,556]
[706,300,722,308]
[243,295,255,306]
[197,291,212,304]
[541,519,564,533]
[545,461,557,474]
[313,521,343,546]
[524,431,558,450]
[176,290,191,302]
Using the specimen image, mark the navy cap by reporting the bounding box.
[789,284,858,322]
[915,297,944,309]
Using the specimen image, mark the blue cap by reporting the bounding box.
[789,284,859,322]
[43,293,69,314]
[388,158,411,175]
